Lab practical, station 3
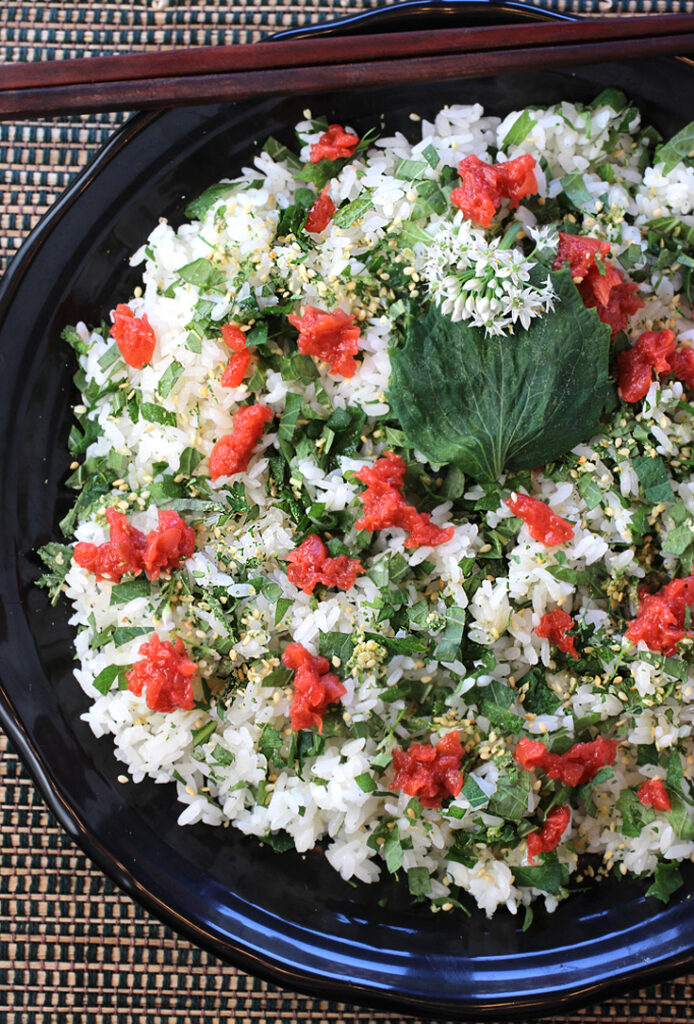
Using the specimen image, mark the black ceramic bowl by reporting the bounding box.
[2,5,694,1018]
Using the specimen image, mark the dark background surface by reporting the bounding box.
[3,2,694,1022]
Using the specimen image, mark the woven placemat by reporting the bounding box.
[3,2,694,1022]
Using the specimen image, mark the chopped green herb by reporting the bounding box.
[275,597,293,625]
[407,866,432,896]
[578,474,604,510]
[632,454,675,504]
[394,158,428,181]
[178,447,204,476]
[663,523,693,556]
[278,392,302,441]
[422,144,439,169]
[560,172,594,209]
[211,743,234,766]
[399,221,434,247]
[61,324,88,355]
[617,788,655,838]
[434,606,466,663]
[654,120,694,174]
[512,855,565,895]
[364,632,427,657]
[158,360,184,399]
[591,88,628,113]
[502,110,537,148]
[92,664,128,696]
[112,626,151,647]
[646,860,684,903]
[520,668,562,715]
[192,721,217,747]
[319,631,355,665]
[276,188,315,239]
[97,345,122,372]
[461,775,488,810]
[264,136,303,170]
[185,181,239,220]
[140,403,178,428]
[176,257,226,290]
[665,793,694,840]
[333,193,373,229]
[109,578,151,605]
[260,830,296,853]
[37,542,74,604]
[488,768,530,822]
[355,772,378,793]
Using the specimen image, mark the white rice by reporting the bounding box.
[45,96,694,920]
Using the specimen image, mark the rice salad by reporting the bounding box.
[40,93,694,923]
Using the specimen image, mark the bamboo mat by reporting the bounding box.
[3,2,694,1022]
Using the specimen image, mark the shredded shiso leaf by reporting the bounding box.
[39,100,694,920]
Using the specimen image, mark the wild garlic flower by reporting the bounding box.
[420,216,556,336]
[525,223,560,262]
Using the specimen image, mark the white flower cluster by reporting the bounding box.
[419,216,557,336]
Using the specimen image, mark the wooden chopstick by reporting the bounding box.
[2,15,694,94]
[1,25,693,120]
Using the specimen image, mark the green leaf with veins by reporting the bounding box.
[389,270,611,483]
[488,767,530,822]
[461,775,489,809]
[384,831,404,873]
[184,181,240,220]
[158,359,184,399]
[37,542,74,604]
[109,578,151,605]
[264,136,302,170]
[140,403,177,428]
[481,700,524,733]
[520,667,562,715]
[560,172,594,209]
[407,866,431,896]
[646,860,684,903]
[276,188,314,239]
[632,454,675,504]
[296,128,379,190]
[512,854,565,895]
[176,258,226,290]
[647,216,694,250]
[319,631,355,665]
[92,664,129,696]
[616,788,655,837]
[333,193,373,229]
[590,88,628,113]
[665,793,694,840]
[654,121,694,174]
[112,626,151,647]
[502,110,537,148]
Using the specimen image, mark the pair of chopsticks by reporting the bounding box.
[1,15,693,120]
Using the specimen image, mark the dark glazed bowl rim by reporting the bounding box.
[272,0,577,39]
[3,3,694,1020]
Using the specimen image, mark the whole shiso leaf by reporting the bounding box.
[389,269,611,482]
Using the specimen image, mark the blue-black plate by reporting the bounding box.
[2,3,694,1018]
